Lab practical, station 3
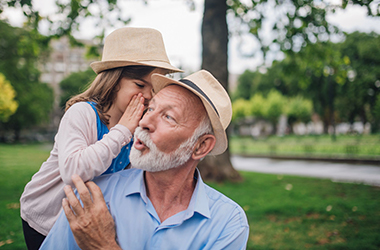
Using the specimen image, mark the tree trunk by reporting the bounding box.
[198,0,242,182]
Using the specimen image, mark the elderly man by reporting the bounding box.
[40,70,249,249]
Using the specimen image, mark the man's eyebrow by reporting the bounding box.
[150,98,177,112]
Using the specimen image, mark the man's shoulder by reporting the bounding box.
[202,182,239,207]
[201,182,248,226]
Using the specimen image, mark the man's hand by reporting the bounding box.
[62,174,121,250]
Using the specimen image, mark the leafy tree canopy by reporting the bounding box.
[59,68,96,108]
[1,0,378,60]
[228,0,379,61]
[0,73,18,122]
[0,20,53,139]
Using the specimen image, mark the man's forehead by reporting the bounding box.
[152,85,206,113]
[158,84,199,101]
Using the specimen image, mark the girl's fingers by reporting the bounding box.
[125,94,142,114]
[118,94,146,132]
[126,95,144,117]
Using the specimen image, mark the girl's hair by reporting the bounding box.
[65,66,156,125]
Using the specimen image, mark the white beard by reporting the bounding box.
[130,127,195,172]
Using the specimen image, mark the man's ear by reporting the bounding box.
[192,134,216,160]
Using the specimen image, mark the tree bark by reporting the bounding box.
[199,0,242,182]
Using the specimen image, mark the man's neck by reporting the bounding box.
[144,164,197,223]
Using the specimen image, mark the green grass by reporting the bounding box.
[208,172,380,250]
[0,143,379,249]
[0,143,51,249]
[230,134,380,159]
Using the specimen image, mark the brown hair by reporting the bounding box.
[65,66,155,124]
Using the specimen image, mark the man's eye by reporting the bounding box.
[165,115,173,120]
[147,107,153,112]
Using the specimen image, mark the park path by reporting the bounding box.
[231,155,380,186]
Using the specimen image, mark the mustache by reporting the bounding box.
[134,127,155,149]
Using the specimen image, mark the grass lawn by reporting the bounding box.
[0,143,51,249]
[0,143,379,249]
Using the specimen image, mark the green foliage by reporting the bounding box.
[233,91,289,123]
[233,68,283,101]
[336,32,380,131]
[248,93,265,118]
[371,95,380,131]
[0,73,18,122]
[233,70,260,100]
[232,98,250,121]
[2,0,376,66]
[233,91,313,132]
[234,35,380,134]
[281,42,351,127]
[286,96,313,125]
[59,68,96,108]
[0,21,53,138]
[373,96,380,120]
[228,0,378,59]
[264,90,285,125]
[0,0,131,50]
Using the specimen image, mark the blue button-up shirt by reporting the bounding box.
[40,168,249,249]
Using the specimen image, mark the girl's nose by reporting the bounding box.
[143,88,153,101]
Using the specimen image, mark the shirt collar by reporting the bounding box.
[123,169,148,203]
[188,169,211,219]
[123,168,211,219]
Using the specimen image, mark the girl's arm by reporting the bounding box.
[57,102,132,185]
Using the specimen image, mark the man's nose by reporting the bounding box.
[139,111,155,132]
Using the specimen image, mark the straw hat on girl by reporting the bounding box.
[91,27,182,74]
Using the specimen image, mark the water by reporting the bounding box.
[231,156,380,186]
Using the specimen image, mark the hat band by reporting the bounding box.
[179,79,219,117]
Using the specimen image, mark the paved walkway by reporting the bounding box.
[231,156,380,186]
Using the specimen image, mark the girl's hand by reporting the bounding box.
[118,93,144,133]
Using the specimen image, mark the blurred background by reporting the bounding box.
[0,0,379,249]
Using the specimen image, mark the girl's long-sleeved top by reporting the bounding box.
[20,102,132,236]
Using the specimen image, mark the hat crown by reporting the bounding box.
[90,27,182,74]
[184,70,232,130]
[102,27,170,63]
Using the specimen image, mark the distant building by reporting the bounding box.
[39,37,99,127]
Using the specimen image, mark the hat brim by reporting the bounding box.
[151,74,227,155]
[90,60,183,74]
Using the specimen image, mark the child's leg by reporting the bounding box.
[22,219,46,250]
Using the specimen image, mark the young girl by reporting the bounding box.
[20,27,181,250]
